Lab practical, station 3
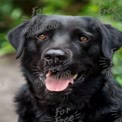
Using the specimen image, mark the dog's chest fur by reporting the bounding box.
[39,107,83,122]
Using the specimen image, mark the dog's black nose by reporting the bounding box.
[44,49,67,62]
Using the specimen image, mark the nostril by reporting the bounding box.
[44,54,52,60]
[57,54,67,60]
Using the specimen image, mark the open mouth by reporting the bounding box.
[45,71,78,92]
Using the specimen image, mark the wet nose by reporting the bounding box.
[44,49,67,62]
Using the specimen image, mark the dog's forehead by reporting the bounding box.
[47,15,86,25]
[28,15,98,36]
[32,15,91,28]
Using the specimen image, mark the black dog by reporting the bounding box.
[8,15,122,122]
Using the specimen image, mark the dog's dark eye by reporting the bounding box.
[80,36,89,42]
[37,34,47,40]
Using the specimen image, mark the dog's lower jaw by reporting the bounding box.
[32,74,105,108]
[23,65,106,107]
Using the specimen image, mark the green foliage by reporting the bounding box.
[0,0,122,84]
[113,49,122,85]
[0,33,15,55]
[0,0,22,55]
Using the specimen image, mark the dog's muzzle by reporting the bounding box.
[41,49,77,92]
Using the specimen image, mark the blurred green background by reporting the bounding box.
[0,0,122,84]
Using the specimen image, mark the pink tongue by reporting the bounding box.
[45,74,73,92]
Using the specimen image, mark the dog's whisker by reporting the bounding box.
[99,60,107,62]
[75,111,80,118]
[102,65,109,68]
[44,116,52,120]
[99,63,108,65]
[75,116,81,119]
[99,57,107,59]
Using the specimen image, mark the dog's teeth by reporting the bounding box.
[73,74,78,79]
[71,80,74,84]
[46,71,52,77]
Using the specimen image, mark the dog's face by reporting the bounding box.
[8,15,122,103]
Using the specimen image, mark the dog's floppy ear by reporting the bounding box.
[98,23,122,59]
[8,21,30,59]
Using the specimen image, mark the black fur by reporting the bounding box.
[8,15,122,122]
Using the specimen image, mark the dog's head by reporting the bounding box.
[8,15,122,103]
